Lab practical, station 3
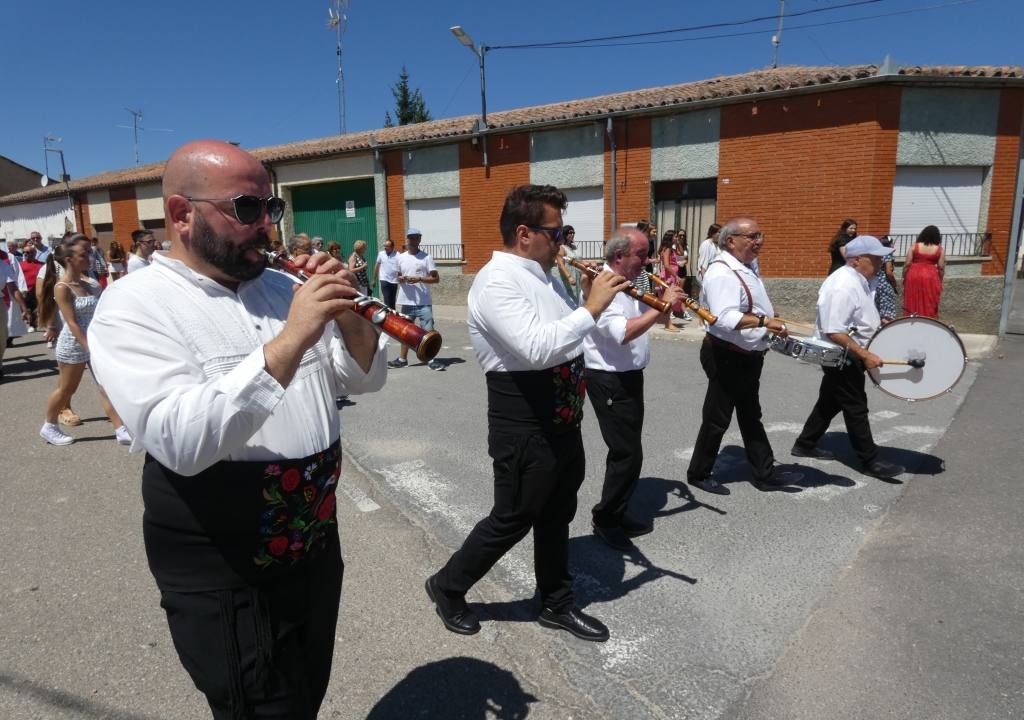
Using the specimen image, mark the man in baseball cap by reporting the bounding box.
[791,234,904,480]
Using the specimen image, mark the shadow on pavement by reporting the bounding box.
[1,353,58,383]
[0,670,161,720]
[631,476,728,519]
[570,535,697,610]
[366,657,537,720]
[811,431,946,478]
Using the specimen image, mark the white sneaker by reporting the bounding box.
[40,422,73,446]
[115,425,133,445]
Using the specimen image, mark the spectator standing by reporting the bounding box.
[348,240,370,296]
[127,230,156,272]
[107,240,127,281]
[31,232,51,263]
[553,225,581,304]
[874,236,899,325]
[827,219,858,275]
[89,237,109,287]
[657,231,682,332]
[3,242,30,346]
[389,228,443,370]
[20,239,44,329]
[697,223,722,283]
[311,235,324,253]
[373,239,400,309]
[1,244,30,371]
[287,234,313,259]
[902,225,945,318]
[327,241,343,261]
[37,236,131,446]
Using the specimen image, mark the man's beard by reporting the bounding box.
[192,211,269,282]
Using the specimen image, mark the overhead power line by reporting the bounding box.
[492,0,979,51]
[489,0,887,50]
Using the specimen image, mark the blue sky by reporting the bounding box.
[3,0,1018,181]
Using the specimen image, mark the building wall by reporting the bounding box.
[109,186,140,250]
[373,158,389,245]
[651,108,720,181]
[896,88,999,166]
[718,85,902,278]
[984,87,1024,276]
[530,125,604,189]
[87,189,112,225]
[459,133,531,272]
[135,183,164,221]
[604,116,653,235]
[403,144,460,200]
[383,150,406,244]
[0,196,74,242]
[275,154,375,239]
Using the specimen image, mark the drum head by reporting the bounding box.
[866,316,967,401]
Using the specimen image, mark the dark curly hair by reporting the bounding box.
[499,185,567,247]
[916,225,942,246]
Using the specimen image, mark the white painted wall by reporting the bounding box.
[275,154,375,187]
[407,197,462,247]
[87,189,112,224]
[0,197,74,242]
[890,166,984,235]
[136,183,164,220]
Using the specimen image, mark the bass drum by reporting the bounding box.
[866,316,967,401]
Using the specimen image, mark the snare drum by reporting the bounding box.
[866,316,967,401]
[769,334,847,368]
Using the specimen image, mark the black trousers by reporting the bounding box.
[795,360,878,465]
[159,538,343,720]
[436,428,586,612]
[687,338,775,482]
[587,369,645,528]
[379,281,398,310]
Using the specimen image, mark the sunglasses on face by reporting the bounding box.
[525,225,567,243]
[186,194,286,225]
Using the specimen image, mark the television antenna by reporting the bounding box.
[116,108,173,165]
[326,0,351,134]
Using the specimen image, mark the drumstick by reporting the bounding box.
[646,273,718,325]
[772,316,816,332]
[881,358,926,368]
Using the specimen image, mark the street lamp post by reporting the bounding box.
[450,25,489,167]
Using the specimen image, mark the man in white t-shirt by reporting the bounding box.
[389,228,442,370]
[372,239,400,309]
[127,230,156,272]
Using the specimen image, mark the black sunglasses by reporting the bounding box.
[187,195,286,225]
[525,225,567,243]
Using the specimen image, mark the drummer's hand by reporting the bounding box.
[861,351,884,370]
[765,318,789,338]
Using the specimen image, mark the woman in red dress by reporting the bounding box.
[902,225,945,317]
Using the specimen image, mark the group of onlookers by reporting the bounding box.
[828,218,946,321]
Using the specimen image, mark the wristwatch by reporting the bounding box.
[756,314,766,328]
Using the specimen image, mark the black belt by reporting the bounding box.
[705,333,766,357]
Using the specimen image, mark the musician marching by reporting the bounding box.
[426,184,628,642]
[791,235,904,479]
[582,229,685,551]
[687,217,801,495]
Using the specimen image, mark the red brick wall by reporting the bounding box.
[459,134,531,272]
[984,87,1024,276]
[75,194,92,238]
[604,117,653,236]
[109,186,140,251]
[382,150,405,246]
[718,86,902,277]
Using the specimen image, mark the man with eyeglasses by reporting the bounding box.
[126,229,156,272]
[426,184,628,643]
[88,140,387,719]
[687,217,801,496]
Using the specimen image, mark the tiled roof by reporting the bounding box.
[3,63,1020,207]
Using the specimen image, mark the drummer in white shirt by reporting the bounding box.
[792,235,904,480]
[582,229,684,551]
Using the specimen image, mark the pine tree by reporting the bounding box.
[388,66,431,125]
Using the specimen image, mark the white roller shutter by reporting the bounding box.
[561,186,604,259]
[890,166,983,235]
[406,197,462,252]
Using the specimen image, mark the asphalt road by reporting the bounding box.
[0,316,1017,720]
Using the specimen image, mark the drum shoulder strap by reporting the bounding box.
[710,260,753,313]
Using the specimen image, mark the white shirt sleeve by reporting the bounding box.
[324,324,389,394]
[704,270,746,331]
[593,297,629,346]
[425,254,437,275]
[88,304,287,476]
[1,261,15,286]
[473,276,596,369]
[818,286,859,335]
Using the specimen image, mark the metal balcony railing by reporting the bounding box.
[421,243,464,261]
[576,239,605,261]
[887,232,988,258]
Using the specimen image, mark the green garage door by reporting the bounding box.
[291,178,378,288]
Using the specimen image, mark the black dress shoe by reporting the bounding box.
[619,516,653,538]
[688,476,730,495]
[752,470,804,491]
[791,444,835,461]
[538,606,609,642]
[865,460,905,480]
[592,523,634,552]
[425,575,480,635]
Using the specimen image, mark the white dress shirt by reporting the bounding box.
[376,250,399,283]
[582,264,649,372]
[126,254,151,273]
[700,250,774,352]
[468,250,596,372]
[396,250,436,306]
[815,264,880,347]
[88,253,388,476]
[697,239,719,278]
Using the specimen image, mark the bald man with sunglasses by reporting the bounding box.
[89,140,387,719]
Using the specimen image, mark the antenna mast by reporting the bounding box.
[126,108,144,165]
[771,0,785,68]
[327,1,350,134]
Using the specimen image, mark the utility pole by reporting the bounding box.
[772,0,785,69]
[450,25,489,166]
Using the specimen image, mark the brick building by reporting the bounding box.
[2,63,1022,332]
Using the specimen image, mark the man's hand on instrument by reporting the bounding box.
[765,318,789,338]
[661,285,685,312]
[583,270,630,320]
[861,350,884,370]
